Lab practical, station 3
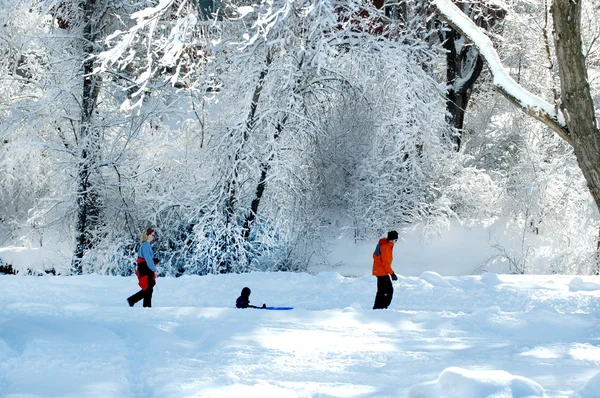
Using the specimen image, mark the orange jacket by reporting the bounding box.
[372,238,395,276]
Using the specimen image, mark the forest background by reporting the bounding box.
[1,0,599,277]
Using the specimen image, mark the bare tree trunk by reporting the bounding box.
[72,0,102,274]
[441,26,484,150]
[224,52,272,223]
[241,56,305,240]
[438,0,505,151]
[220,51,272,273]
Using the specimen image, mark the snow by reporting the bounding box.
[408,367,545,398]
[569,277,600,292]
[312,220,569,277]
[1,272,599,397]
[236,6,255,18]
[572,371,600,398]
[419,271,451,287]
[130,0,174,21]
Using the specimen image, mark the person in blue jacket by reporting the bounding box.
[127,228,158,308]
[236,287,266,309]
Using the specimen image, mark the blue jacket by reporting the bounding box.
[137,241,156,272]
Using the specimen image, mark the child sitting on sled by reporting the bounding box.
[236,287,266,309]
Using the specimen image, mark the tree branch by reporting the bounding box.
[432,0,573,147]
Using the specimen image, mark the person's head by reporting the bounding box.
[241,287,251,298]
[140,228,155,244]
[387,230,398,243]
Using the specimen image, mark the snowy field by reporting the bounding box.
[1,272,600,398]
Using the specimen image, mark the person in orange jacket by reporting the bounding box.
[372,230,398,309]
[127,228,158,308]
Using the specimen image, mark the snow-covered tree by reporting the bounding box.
[88,0,464,274]
[434,0,600,273]
[0,1,184,273]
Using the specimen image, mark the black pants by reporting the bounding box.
[127,263,155,308]
[373,275,393,309]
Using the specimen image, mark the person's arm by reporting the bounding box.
[381,244,395,275]
[249,304,267,309]
[140,242,156,272]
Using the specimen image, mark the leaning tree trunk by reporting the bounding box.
[224,52,272,223]
[72,0,102,275]
[241,56,305,240]
[241,114,287,241]
[551,0,600,273]
[219,51,272,273]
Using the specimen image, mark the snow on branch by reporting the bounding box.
[432,0,573,146]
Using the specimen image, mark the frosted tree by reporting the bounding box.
[92,0,462,273]
[377,0,506,151]
[0,1,183,274]
[69,0,106,273]
[433,0,600,272]
[0,1,115,272]
[95,0,340,273]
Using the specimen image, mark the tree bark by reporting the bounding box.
[441,26,484,150]
[552,0,600,274]
[224,51,272,225]
[241,56,305,240]
[551,0,600,210]
[219,51,272,273]
[241,114,287,240]
[438,0,505,151]
[72,0,102,274]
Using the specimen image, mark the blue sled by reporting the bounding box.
[263,306,293,310]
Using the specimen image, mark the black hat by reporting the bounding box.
[241,287,251,297]
[387,230,399,241]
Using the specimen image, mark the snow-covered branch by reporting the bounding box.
[432,0,573,146]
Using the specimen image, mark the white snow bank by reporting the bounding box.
[480,272,502,285]
[408,366,545,398]
[569,277,600,292]
[571,372,600,398]
[420,271,451,287]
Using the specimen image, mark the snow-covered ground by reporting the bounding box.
[1,272,599,397]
